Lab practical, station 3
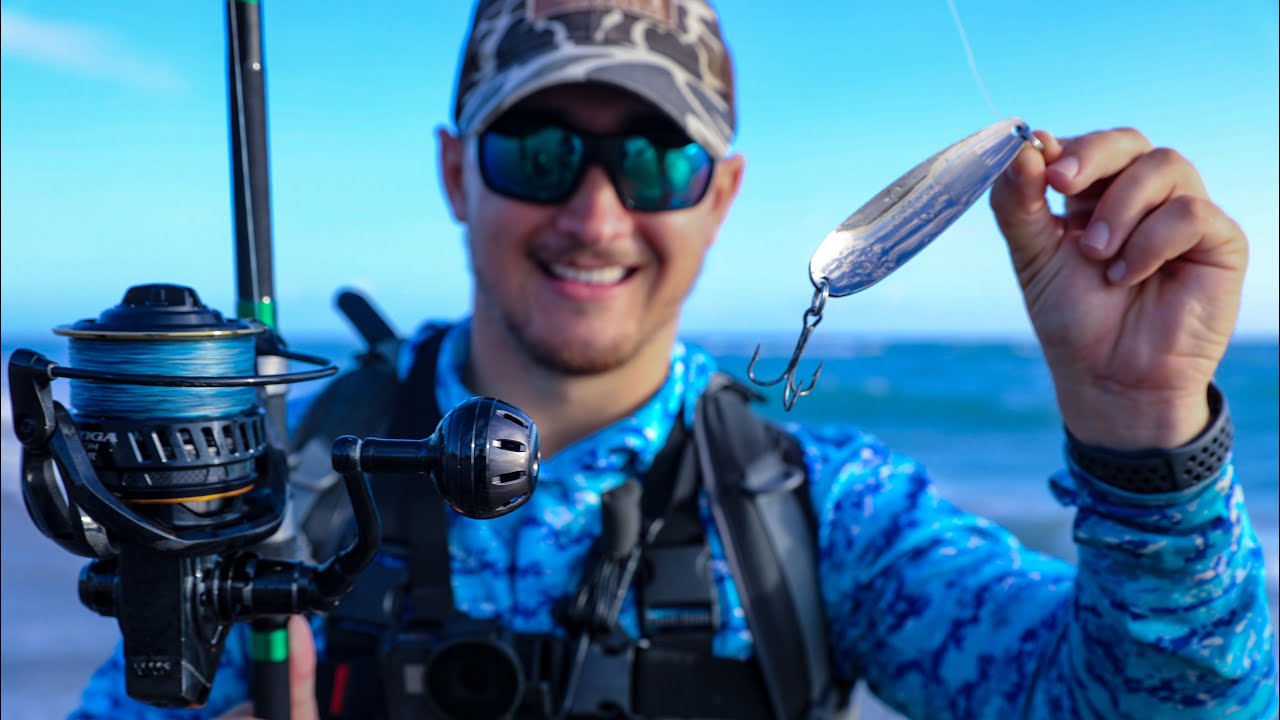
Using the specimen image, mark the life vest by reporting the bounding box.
[289,291,851,720]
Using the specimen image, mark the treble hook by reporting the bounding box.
[747,279,830,411]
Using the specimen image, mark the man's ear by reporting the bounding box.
[437,127,467,222]
[704,153,745,235]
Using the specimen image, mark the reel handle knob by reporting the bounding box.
[435,396,539,519]
[334,396,539,520]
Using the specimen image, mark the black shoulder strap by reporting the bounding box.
[385,325,446,439]
[642,416,705,545]
[696,373,836,720]
[383,327,456,621]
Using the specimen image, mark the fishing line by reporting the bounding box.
[944,0,1002,118]
[68,336,258,419]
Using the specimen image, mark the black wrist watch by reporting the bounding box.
[1065,383,1233,494]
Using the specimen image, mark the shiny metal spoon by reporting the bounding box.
[749,117,1042,410]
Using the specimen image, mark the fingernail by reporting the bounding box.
[1080,221,1110,252]
[1106,259,1127,284]
[1050,155,1079,179]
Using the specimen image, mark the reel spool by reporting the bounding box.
[61,284,269,536]
[11,283,336,557]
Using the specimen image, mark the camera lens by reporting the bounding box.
[425,637,524,719]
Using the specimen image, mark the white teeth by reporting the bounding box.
[547,263,627,285]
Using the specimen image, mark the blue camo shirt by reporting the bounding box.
[72,319,1277,719]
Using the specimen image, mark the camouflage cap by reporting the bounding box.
[453,0,736,158]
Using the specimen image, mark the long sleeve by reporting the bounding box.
[1047,460,1275,717]
[800,423,1277,719]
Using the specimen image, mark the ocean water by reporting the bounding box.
[1,333,1276,719]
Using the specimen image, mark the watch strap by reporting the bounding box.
[1066,384,1233,494]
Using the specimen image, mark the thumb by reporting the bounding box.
[288,614,320,720]
[989,130,1065,268]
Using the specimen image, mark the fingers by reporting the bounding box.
[1046,128,1239,286]
[1074,147,1209,258]
[215,702,261,719]
[288,615,320,720]
[1106,194,1246,287]
[1045,127,1155,197]
[1002,125,1240,286]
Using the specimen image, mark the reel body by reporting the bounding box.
[8,284,357,707]
[8,283,541,709]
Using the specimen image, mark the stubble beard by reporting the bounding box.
[499,308,644,376]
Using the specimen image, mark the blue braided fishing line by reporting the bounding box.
[68,336,258,419]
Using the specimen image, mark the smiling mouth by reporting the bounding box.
[541,261,635,286]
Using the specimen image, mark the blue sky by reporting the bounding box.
[2,1,1276,343]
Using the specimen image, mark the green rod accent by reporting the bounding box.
[236,298,276,329]
[250,628,290,663]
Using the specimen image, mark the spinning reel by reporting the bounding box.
[7,283,539,708]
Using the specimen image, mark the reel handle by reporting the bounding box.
[332,395,540,520]
[228,394,542,619]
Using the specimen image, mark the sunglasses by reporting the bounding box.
[477,118,716,212]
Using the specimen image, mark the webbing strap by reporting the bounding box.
[636,420,715,645]
[640,419,689,522]
[384,329,453,621]
[645,420,704,547]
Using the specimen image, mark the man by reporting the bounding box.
[73,1,1276,718]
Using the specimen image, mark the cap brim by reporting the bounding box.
[456,46,734,159]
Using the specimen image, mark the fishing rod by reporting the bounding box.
[223,0,293,715]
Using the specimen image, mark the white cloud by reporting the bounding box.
[0,8,183,91]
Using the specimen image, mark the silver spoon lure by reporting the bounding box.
[748,117,1044,410]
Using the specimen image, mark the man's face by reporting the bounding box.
[440,84,744,375]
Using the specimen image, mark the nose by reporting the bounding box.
[554,166,633,246]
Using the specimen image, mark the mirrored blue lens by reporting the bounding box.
[613,137,714,211]
[480,127,584,203]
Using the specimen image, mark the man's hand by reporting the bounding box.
[215,615,320,720]
[990,128,1247,449]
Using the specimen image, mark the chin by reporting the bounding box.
[513,322,648,376]
[526,335,636,375]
